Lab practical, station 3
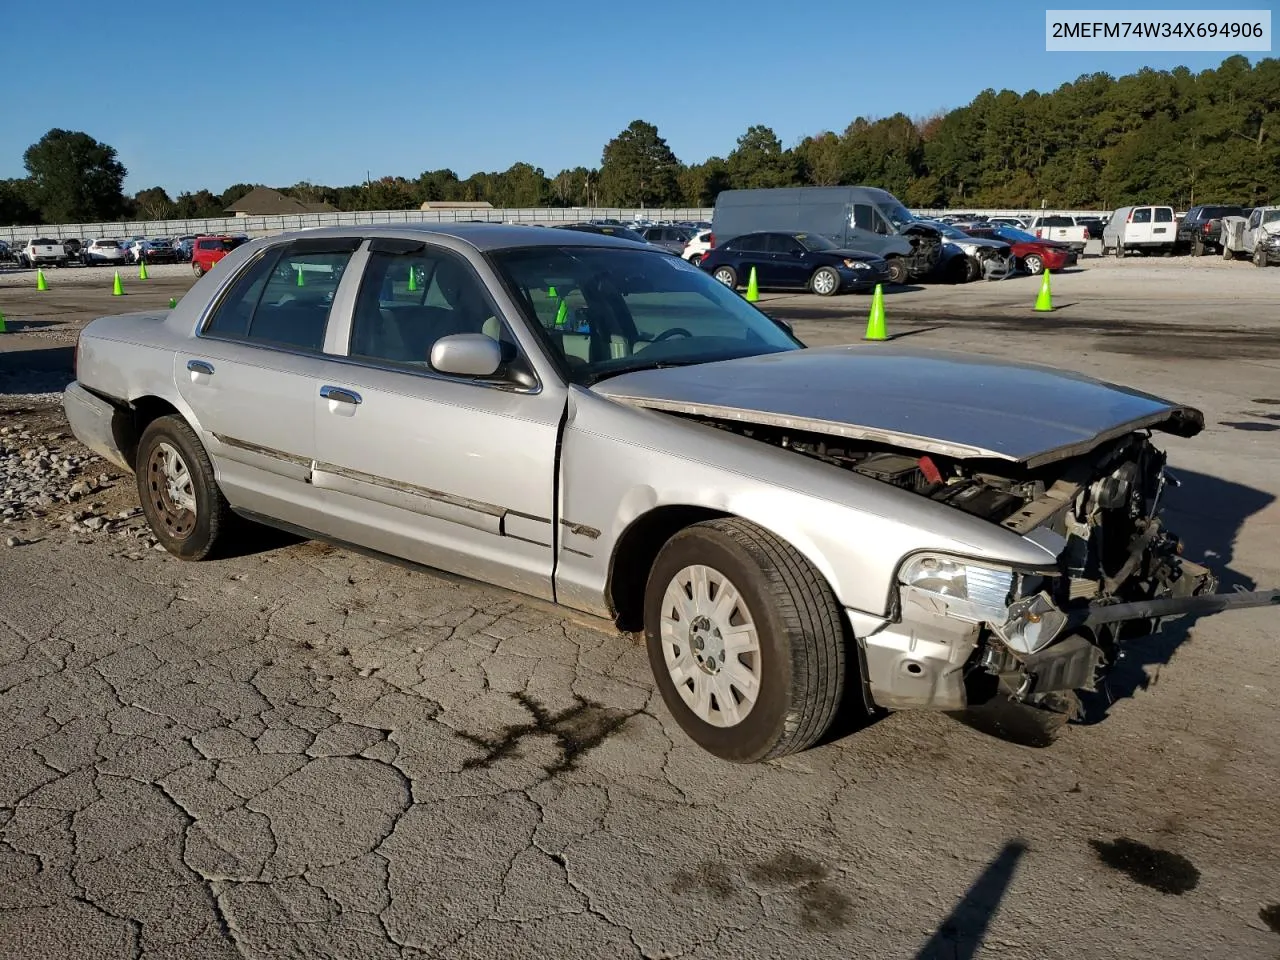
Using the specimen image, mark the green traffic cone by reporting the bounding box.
[168,297,178,308]
[745,266,759,302]
[0,310,7,333]
[1033,269,1053,312]
[863,285,887,341]
[554,299,569,328]
[408,265,417,292]
[112,271,124,296]
[296,266,305,287]
[138,259,149,281]
[548,285,558,299]
[36,268,48,291]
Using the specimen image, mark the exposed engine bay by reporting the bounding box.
[687,415,1246,724]
[901,223,944,279]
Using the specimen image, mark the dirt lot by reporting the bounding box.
[1,256,1278,959]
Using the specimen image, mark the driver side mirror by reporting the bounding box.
[430,333,503,377]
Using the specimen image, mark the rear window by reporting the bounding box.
[1040,217,1073,227]
[94,240,118,248]
[33,238,58,245]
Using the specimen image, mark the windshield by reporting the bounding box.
[992,226,1039,243]
[936,223,969,240]
[795,233,839,251]
[1262,209,1280,225]
[489,246,801,385]
[879,201,916,228]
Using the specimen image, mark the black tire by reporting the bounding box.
[1222,244,1233,261]
[885,257,909,285]
[1024,254,1044,275]
[961,256,982,283]
[136,415,230,561]
[1191,235,1204,257]
[809,266,841,297]
[1255,245,1268,268]
[1115,243,1125,259]
[712,265,737,288]
[690,254,702,266]
[644,517,848,763]
[192,262,205,277]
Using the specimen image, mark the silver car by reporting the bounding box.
[63,225,1276,762]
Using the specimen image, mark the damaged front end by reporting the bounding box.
[869,433,1277,721]
[900,222,944,279]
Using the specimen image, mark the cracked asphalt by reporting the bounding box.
[2,258,1279,959]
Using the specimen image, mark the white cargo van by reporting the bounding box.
[1102,206,1177,257]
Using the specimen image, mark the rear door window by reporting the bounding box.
[1154,208,1173,223]
[1131,208,1153,224]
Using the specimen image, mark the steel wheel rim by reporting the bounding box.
[660,564,761,728]
[714,268,734,286]
[814,270,835,294]
[147,441,197,539]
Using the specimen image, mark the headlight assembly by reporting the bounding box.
[843,259,871,269]
[898,553,1066,655]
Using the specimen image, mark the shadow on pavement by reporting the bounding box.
[914,840,1028,959]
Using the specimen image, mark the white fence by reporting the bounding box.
[0,209,716,244]
[0,206,1123,245]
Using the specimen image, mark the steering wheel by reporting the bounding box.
[650,327,693,343]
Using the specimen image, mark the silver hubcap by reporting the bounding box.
[660,565,761,728]
[158,442,196,513]
[1028,258,1041,273]
[813,270,835,294]
[714,269,734,286]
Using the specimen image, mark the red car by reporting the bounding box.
[962,225,1077,274]
[191,235,251,276]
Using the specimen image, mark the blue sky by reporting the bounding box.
[0,1,1272,195]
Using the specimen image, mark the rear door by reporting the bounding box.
[1152,207,1174,246]
[730,234,771,284]
[1127,207,1154,244]
[309,238,563,599]
[176,236,361,531]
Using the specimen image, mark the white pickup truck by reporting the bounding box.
[22,237,69,267]
[1220,206,1280,267]
[1025,216,1090,252]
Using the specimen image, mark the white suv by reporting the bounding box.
[681,229,713,264]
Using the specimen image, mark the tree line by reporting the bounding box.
[2,55,1275,227]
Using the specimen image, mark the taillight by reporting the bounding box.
[707,233,715,248]
[1126,210,1133,222]
[1203,222,1212,233]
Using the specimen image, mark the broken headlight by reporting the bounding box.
[898,554,1067,655]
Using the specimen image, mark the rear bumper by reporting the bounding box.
[63,382,133,472]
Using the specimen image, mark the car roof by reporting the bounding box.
[256,222,651,252]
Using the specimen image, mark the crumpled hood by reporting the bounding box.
[591,345,1203,467]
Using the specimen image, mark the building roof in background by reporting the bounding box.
[224,187,337,215]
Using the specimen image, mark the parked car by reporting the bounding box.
[0,240,12,264]
[1101,206,1178,257]
[961,225,1078,274]
[681,229,713,265]
[61,238,84,262]
[191,235,251,276]
[987,216,1031,229]
[713,186,943,284]
[140,239,179,264]
[61,223,1276,762]
[638,225,693,255]
[554,223,653,245]
[24,237,68,267]
[1025,216,1090,252]
[923,221,1015,281]
[174,236,197,262]
[81,239,130,266]
[1220,205,1280,267]
[698,230,890,295]
[1074,216,1107,241]
[1178,205,1248,256]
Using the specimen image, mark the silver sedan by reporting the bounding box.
[63,225,1277,762]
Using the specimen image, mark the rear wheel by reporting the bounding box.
[644,518,848,763]
[1024,254,1044,275]
[690,254,703,266]
[712,265,737,288]
[136,416,231,561]
[809,266,840,296]
[1191,235,1204,256]
[884,257,909,285]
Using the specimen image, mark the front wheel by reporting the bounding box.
[809,266,840,296]
[1222,244,1234,261]
[1255,245,1269,268]
[644,518,848,763]
[884,257,909,285]
[1024,254,1044,275]
[712,265,737,288]
[136,416,231,560]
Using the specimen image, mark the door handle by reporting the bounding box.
[186,360,215,375]
[320,385,362,405]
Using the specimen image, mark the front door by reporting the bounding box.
[176,237,361,531]
[763,233,808,287]
[310,239,563,599]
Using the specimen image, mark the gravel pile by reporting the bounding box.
[0,419,160,554]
